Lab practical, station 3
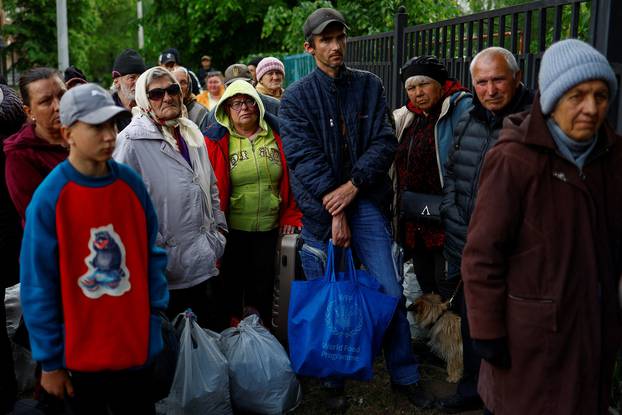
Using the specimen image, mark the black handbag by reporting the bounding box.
[399,191,442,221]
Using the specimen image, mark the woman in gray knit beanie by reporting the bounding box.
[460,38,622,415]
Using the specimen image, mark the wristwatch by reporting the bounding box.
[350,176,362,188]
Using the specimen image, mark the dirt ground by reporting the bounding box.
[291,341,482,415]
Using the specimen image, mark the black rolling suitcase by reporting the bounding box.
[271,233,304,344]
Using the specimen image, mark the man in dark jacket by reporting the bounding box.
[438,47,533,414]
[111,48,146,132]
[279,7,430,411]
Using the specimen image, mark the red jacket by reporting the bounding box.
[205,127,302,228]
[3,123,68,223]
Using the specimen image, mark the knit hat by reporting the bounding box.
[255,57,285,83]
[539,39,617,114]
[400,56,449,85]
[0,85,26,138]
[112,48,147,78]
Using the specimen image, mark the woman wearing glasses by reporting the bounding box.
[114,66,228,330]
[205,80,301,327]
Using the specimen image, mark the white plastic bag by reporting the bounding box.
[402,260,428,340]
[164,312,232,415]
[6,284,37,393]
[221,315,301,414]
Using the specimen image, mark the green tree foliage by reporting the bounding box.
[263,0,463,54]
[3,0,137,84]
[2,0,465,82]
[141,0,279,72]
[3,0,59,69]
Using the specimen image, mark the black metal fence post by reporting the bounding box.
[392,6,407,110]
[591,0,622,134]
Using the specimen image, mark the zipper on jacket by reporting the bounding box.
[251,139,262,231]
[466,125,494,217]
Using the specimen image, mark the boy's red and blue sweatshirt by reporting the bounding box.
[20,159,169,372]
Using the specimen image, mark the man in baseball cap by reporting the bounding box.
[160,52,177,71]
[280,7,432,411]
[198,55,214,89]
[111,48,146,132]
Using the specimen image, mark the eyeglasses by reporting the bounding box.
[229,98,257,111]
[147,83,181,101]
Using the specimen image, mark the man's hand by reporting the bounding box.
[41,369,74,399]
[332,212,351,247]
[323,181,359,216]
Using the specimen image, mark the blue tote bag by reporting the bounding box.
[288,242,399,380]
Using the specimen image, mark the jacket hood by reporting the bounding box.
[497,90,550,150]
[3,123,67,153]
[214,80,267,134]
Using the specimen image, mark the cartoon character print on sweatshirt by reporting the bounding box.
[78,224,131,299]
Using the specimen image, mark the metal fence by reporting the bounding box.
[283,53,315,88]
[342,0,621,132]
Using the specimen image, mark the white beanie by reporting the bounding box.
[539,39,617,114]
[256,57,285,82]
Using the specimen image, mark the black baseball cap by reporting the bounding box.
[303,8,349,39]
[161,52,177,65]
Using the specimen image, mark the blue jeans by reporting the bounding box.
[299,199,420,386]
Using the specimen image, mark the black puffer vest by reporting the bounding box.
[440,85,534,271]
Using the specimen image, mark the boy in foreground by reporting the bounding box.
[20,83,168,414]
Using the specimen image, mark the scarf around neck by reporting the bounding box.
[255,82,283,99]
[546,117,597,168]
[133,67,205,151]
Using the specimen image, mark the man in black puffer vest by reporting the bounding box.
[437,47,534,414]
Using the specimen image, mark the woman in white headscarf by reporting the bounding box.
[114,66,228,331]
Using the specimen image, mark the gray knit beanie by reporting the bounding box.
[539,39,617,114]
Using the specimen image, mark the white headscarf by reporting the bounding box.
[132,66,204,149]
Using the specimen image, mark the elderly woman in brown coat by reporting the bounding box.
[462,39,621,415]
